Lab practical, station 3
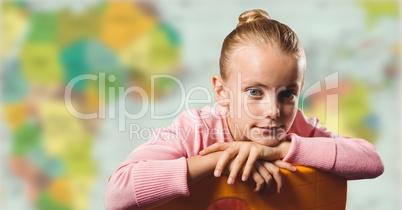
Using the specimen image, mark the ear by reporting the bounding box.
[212,74,229,107]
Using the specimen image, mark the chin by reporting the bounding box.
[252,137,281,147]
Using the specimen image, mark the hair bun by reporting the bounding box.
[237,9,271,27]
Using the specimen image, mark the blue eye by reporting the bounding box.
[246,88,263,97]
[278,90,295,100]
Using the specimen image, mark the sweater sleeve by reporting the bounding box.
[282,110,384,180]
[104,142,190,210]
[283,133,384,180]
[104,110,205,210]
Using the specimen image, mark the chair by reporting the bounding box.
[150,166,347,210]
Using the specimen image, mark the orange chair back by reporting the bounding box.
[150,166,347,210]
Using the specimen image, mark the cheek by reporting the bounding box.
[281,103,298,122]
[228,91,244,111]
[244,102,262,116]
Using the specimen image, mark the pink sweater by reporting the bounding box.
[104,105,384,210]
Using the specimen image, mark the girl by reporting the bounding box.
[104,9,384,210]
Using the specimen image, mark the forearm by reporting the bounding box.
[283,134,384,179]
[105,157,189,210]
[187,151,223,185]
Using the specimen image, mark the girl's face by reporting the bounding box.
[213,44,305,146]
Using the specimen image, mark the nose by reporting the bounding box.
[262,95,280,119]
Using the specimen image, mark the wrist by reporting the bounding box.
[278,141,291,159]
[187,151,223,185]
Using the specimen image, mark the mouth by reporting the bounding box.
[255,125,283,131]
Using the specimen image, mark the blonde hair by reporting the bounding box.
[219,9,304,79]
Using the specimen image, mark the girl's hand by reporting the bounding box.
[222,158,267,192]
[221,154,294,193]
[255,160,296,193]
[200,141,295,188]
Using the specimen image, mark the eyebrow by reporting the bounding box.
[242,81,300,90]
[241,81,266,88]
[286,83,300,89]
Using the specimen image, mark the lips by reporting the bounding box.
[255,125,283,131]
